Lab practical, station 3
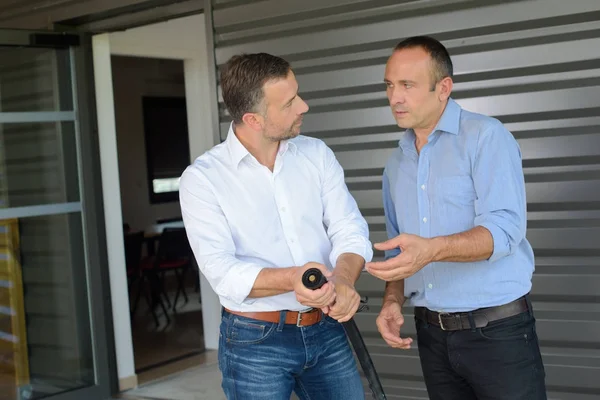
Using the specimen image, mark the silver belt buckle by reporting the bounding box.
[296,308,313,327]
[438,313,450,330]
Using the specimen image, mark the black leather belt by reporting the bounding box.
[414,295,529,331]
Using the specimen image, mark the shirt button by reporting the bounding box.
[428,283,433,289]
[421,184,426,190]
[281,207,286,212]
[423,217,427,223]
[290,239,295,243]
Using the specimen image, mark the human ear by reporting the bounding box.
[438,77,453,101]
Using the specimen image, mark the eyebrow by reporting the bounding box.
[384,78,417,83]
[283,94,297,107]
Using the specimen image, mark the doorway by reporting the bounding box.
[113,55,205,382]
[91,13,221,393]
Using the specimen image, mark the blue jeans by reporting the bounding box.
[218,309,365,400]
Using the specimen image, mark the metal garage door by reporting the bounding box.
[206,0,600,399]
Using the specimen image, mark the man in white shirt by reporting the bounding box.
[179,52,373,400]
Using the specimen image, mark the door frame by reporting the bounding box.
[0,28,117,399]
[90,11,220,392]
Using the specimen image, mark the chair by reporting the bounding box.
[124,231,155,320]
[126,230,170,328]
[141,227,193,315]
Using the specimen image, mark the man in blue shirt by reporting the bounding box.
[366,36,547,400]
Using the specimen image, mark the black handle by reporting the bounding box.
[302,267,328,290]
[300,268,387,399]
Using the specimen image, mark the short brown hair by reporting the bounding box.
[220,53,291,124]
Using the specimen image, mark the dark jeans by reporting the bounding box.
[218,309,365,400]
[415,299,547,400]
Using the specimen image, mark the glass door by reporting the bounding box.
[0,30,113,400]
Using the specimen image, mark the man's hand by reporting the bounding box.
[327,275,360,322]
[377,300,412,349]
[366,233,437,281]
[291,262,336,313]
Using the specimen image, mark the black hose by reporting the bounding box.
[301,267,387,400]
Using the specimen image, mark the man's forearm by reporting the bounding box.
[430,225,493,263]
[332,252,365,284]
[247,267,297,298]
[384,280,405,305]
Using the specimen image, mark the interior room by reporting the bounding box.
[112,55,205,384]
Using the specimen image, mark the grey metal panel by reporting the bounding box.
[0,0,203,32]
[213,0,600,63]
[209,0,600,398]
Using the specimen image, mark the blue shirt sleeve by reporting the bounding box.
[472,121,528,263]
[382,167,401,260]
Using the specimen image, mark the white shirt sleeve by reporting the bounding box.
[320,143,374,268]
[179,167,263,306]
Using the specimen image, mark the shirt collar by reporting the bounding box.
[399,98,461,153]
[435,97,461,136]
[278,139,297,157]
[226,122,250,167]
[226,122,298,167]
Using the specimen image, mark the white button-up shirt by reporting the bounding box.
[179,124,373,312]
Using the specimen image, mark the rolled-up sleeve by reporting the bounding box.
[472,122,528,263]
[179,166,263,305]
[320,144,373,268]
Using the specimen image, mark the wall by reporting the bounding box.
[0,0,201,32]
[208,0,600,399]
[111,55,184,233]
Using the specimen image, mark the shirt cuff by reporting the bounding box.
[215,263,264,306]
[479,222,510,263]
[329,241,374,269]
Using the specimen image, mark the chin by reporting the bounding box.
[288,128,301,138]
[395,120,410,130]
[275,131,299,141]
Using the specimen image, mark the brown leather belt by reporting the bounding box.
[414,295,529,331]
[224,307,323,327]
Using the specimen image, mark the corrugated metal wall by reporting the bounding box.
[208,0,600,399]
[0,0,202,32]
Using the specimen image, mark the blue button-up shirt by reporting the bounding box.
[382,98,535,313]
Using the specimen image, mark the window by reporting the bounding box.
[142,96,190,203]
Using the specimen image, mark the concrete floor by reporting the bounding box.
[114,350,225,400]
[112,274,222,399]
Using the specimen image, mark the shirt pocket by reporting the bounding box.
[435,175,477,233]
[438,175,476,207]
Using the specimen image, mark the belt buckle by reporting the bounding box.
[438,312,450,330]
[296,308,313,327]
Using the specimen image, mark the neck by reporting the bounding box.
[234,123,279,170]
[413,101,448,153]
